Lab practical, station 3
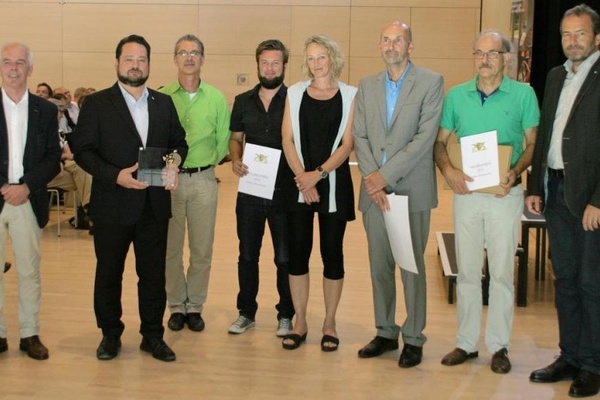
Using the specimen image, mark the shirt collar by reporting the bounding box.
[1,87,28,106]
[468,75,511,93]
[564,50,600,78]
[117,82,148,104]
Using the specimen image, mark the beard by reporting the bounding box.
[258,72,285,89]
[118,69,149,87]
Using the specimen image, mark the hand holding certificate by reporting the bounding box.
[237,143,281,200]
[443,130,512,195]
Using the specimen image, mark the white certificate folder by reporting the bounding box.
[237,143,281,200]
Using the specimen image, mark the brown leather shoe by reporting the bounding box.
[491,348,511,374]
[19,335,49,360]
[441,347,478,366]
[0,337,7,353]
[3,262,11,273]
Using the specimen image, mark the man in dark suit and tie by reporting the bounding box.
[0,42,61,360]
[353,21,444,368]
[527,4,600,398]
[72,34,188,362]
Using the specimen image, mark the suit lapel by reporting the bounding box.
[109,83,143,145]
[146,91,158,148]
[569,57,600,118]
[389,67,416,129]
[375,72,387,129]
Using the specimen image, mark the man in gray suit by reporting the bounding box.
[354,21,444,368]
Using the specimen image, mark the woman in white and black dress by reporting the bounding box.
[281,34,356,352]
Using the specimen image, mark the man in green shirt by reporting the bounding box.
[434,30,539,374]
[160,34,230,332]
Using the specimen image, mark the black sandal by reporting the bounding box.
[282,332,307,350]
[320,335,339,352]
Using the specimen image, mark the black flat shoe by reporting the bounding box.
[358,336,399,358]
[140,337,176,362]
[167,313,186,331]
[530,356,579,383]
[282,332,307,350]
[569,370,600,398]
[96,336,121,360]
[398,343,423,368]
[321,335,339,352]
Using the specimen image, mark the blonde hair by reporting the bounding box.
[301,34,345,79]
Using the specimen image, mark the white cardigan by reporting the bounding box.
[287,80,357,212]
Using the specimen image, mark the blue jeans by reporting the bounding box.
[235,193,293,320]
[545,173,600,374]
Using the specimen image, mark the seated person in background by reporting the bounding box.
[36,82,53,99]
[54,87,79,124]
[52,93,75,132]
[47,98,93,231]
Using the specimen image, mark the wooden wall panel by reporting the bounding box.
[1,0,511,105]
[197,6,291,56]
[290,7,351,57]
[411,8,480,59]
[29,53,63,93]
[349,7,412,58]
[0,4,62,52]
[414,57,475,91]
[195,0,350,5]
[351,0,479,7]
[63,4,198,54]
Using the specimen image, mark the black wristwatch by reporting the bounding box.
[316,166,329,180]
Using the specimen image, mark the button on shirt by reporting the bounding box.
[548,50,600,169]
[118,83,149,148]
[2,88,28,183]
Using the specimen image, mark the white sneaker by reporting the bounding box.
[276,318,293,337]
[228,315,255,334]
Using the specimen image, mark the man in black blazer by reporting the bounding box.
[72,35,188,362]
[0,42,61,360]
[527,4,600,398]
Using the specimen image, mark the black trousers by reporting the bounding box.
[93,199,168,339]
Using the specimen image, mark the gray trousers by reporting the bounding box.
[363,206,430,347]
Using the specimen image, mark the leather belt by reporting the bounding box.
[548,168,564,178]
[179,166,212,175]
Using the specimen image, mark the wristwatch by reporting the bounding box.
[316,166,329,180]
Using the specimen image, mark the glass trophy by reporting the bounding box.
[137,147,178,187]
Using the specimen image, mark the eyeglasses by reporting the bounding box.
[176,50,202,58]
[473,50,505,59]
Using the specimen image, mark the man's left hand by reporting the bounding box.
[583,204,600,231]
[1,183,30,206]
[497,169,518,198]
[364,171,389,195]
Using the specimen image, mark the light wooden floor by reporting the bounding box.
[0,166,569,400]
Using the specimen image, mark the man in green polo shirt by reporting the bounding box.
[160,34,230,332]
[434,30,539,374]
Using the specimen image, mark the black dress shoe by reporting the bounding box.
[530,356,579,383]
[140,337,176,362]
[491,348,511,374]
[570,370,600,398]
[96,336,121,360]
[167,313,186,331]
[19,335,49,360]
[358,336,399,358]
[4,262,11,273]
[0,337,7,353]
[398,343,423,368]
[186,313,205,332]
